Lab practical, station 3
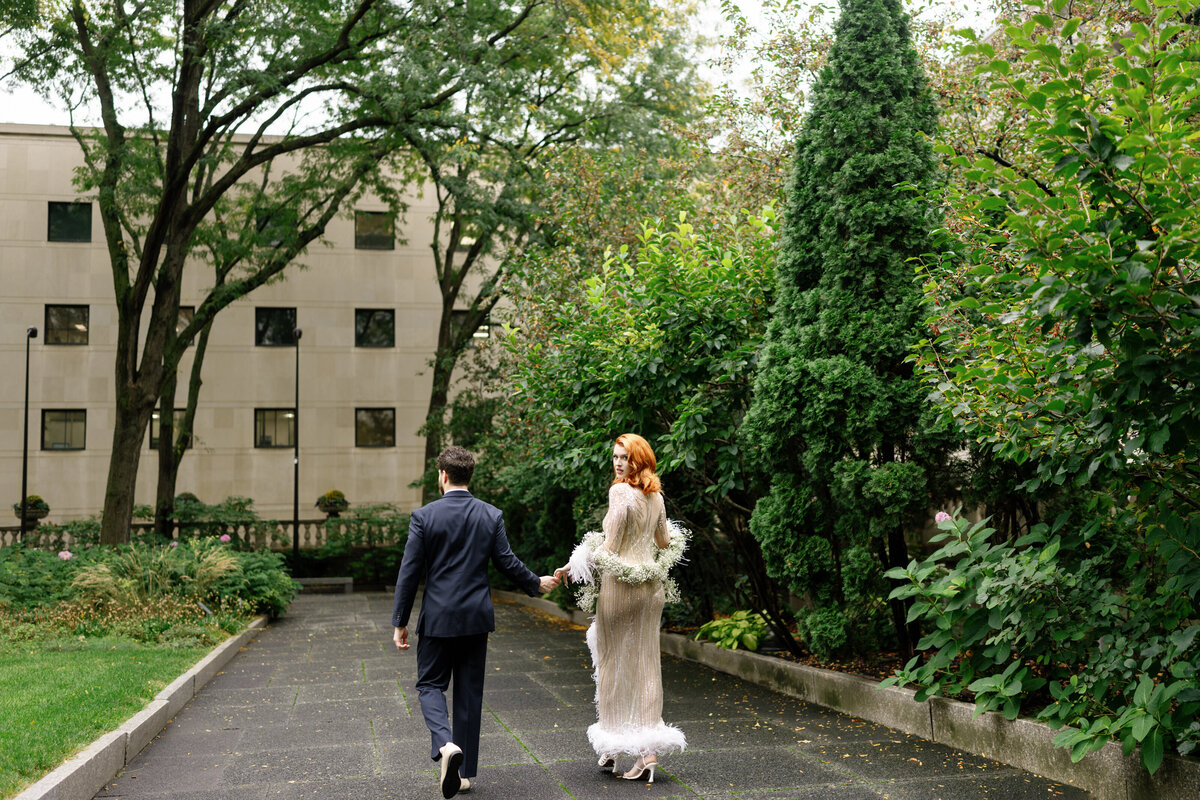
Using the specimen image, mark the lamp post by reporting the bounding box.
[292,327,302,558]
[19,326,37,539]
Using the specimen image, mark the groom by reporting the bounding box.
[392,446,559,798]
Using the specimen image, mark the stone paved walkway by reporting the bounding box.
[94,593,1091,799]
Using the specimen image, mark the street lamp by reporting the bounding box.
[292,327,302,558]
[20,326,37,539]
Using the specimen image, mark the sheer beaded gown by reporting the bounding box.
[583,482,686,762]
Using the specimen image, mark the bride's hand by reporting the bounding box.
[553,566,570,586]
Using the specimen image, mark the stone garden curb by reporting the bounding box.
[14,616,267,800]
[496,590,1200,800]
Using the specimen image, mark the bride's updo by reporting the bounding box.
[613,433,662,494]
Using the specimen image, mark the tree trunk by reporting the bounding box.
[885,524,916,660]
[100,391,156,545]
[154,315,209,538]
[154,372,179,539]
[421,350,454,503]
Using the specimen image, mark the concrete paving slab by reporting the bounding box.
[730,785,886,800]
[663,747,857,795]
[541,758,695,799]
[456,763,572,800]
[222,744,376,784]
[875,771,1091,799]
[797,736,1008,783]
[97,789,265,800]
[96,753,233,796]
[87,593,1092,800]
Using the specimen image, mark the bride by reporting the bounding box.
[556,433,687,783]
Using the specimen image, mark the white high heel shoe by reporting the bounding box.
[598,755,619,774]
[622,756,657,783]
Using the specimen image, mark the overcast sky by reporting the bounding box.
[0,0,995,127]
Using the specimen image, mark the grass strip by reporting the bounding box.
[0,639,207,800]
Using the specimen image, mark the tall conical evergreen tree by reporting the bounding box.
[741,0,955,659]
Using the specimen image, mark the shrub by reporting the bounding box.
[885,515,1200,773]
[694,610,768,651]
[315,489,349,512]
[12,495,49,515]
[215,549,298,618]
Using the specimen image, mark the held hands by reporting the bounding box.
[553,566,571,587]
[538,574,562,594]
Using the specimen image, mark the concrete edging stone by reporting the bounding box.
[495,590,1200,800]
[14,616,267,800]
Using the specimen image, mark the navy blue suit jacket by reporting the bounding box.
[391,489,541,637]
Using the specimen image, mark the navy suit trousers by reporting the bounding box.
[415,632,489,779]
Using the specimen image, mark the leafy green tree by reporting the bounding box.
[403,3,704,501]
[489,209,794,639]
[740,0,957,660]
[3,0,698,541]
[891,0,1200,773]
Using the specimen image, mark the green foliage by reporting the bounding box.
[212,549,298,618]
[171,496,267,542]
[315,489,348,511]
[289,504,409,586]
[901,0,1200,773]
[0,541,297,635]
[72,541,239,607]
[12,495,49,514]
[885,515,1200,772]
[741,0,954,659]
[0,546,97,609]
[694,610,768,651]
[493,208,785,626]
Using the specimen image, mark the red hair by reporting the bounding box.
[613,433,662,494]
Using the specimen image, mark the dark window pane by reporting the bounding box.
[48,201,92,242]
[42,410,86,450]
[355,211,394,250]
[255,206,298,249]
[255,408,295,448]
[355,309,395,348]
[451,310,490,346]
[356,408,395,447]
[149,409,192,450]
[255,307,297,346]
[176,306,194,339]
[45,305,89,345]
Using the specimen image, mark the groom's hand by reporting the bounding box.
[538,575,560,594]
[393,626,410,650]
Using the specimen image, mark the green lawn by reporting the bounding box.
[0,640,207,799]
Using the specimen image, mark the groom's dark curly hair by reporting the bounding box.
[437,446,475,486]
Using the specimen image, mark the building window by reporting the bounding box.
[45,305,89,345]
[255,408,295,448]
[451,310,491,344]
[356,408,395,447]
[42,410,86,450]
[177,306,194,338]
[355,309,395,348]
[255,207,297,249]
[355,211,394,250]
[149,409,191,450]
[255,307,297,346]
[47,201,92,242]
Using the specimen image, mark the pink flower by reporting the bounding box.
[219,534,232,543]
[169,541,179,547]
[58,550,72,560]
[935,511,952,523]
